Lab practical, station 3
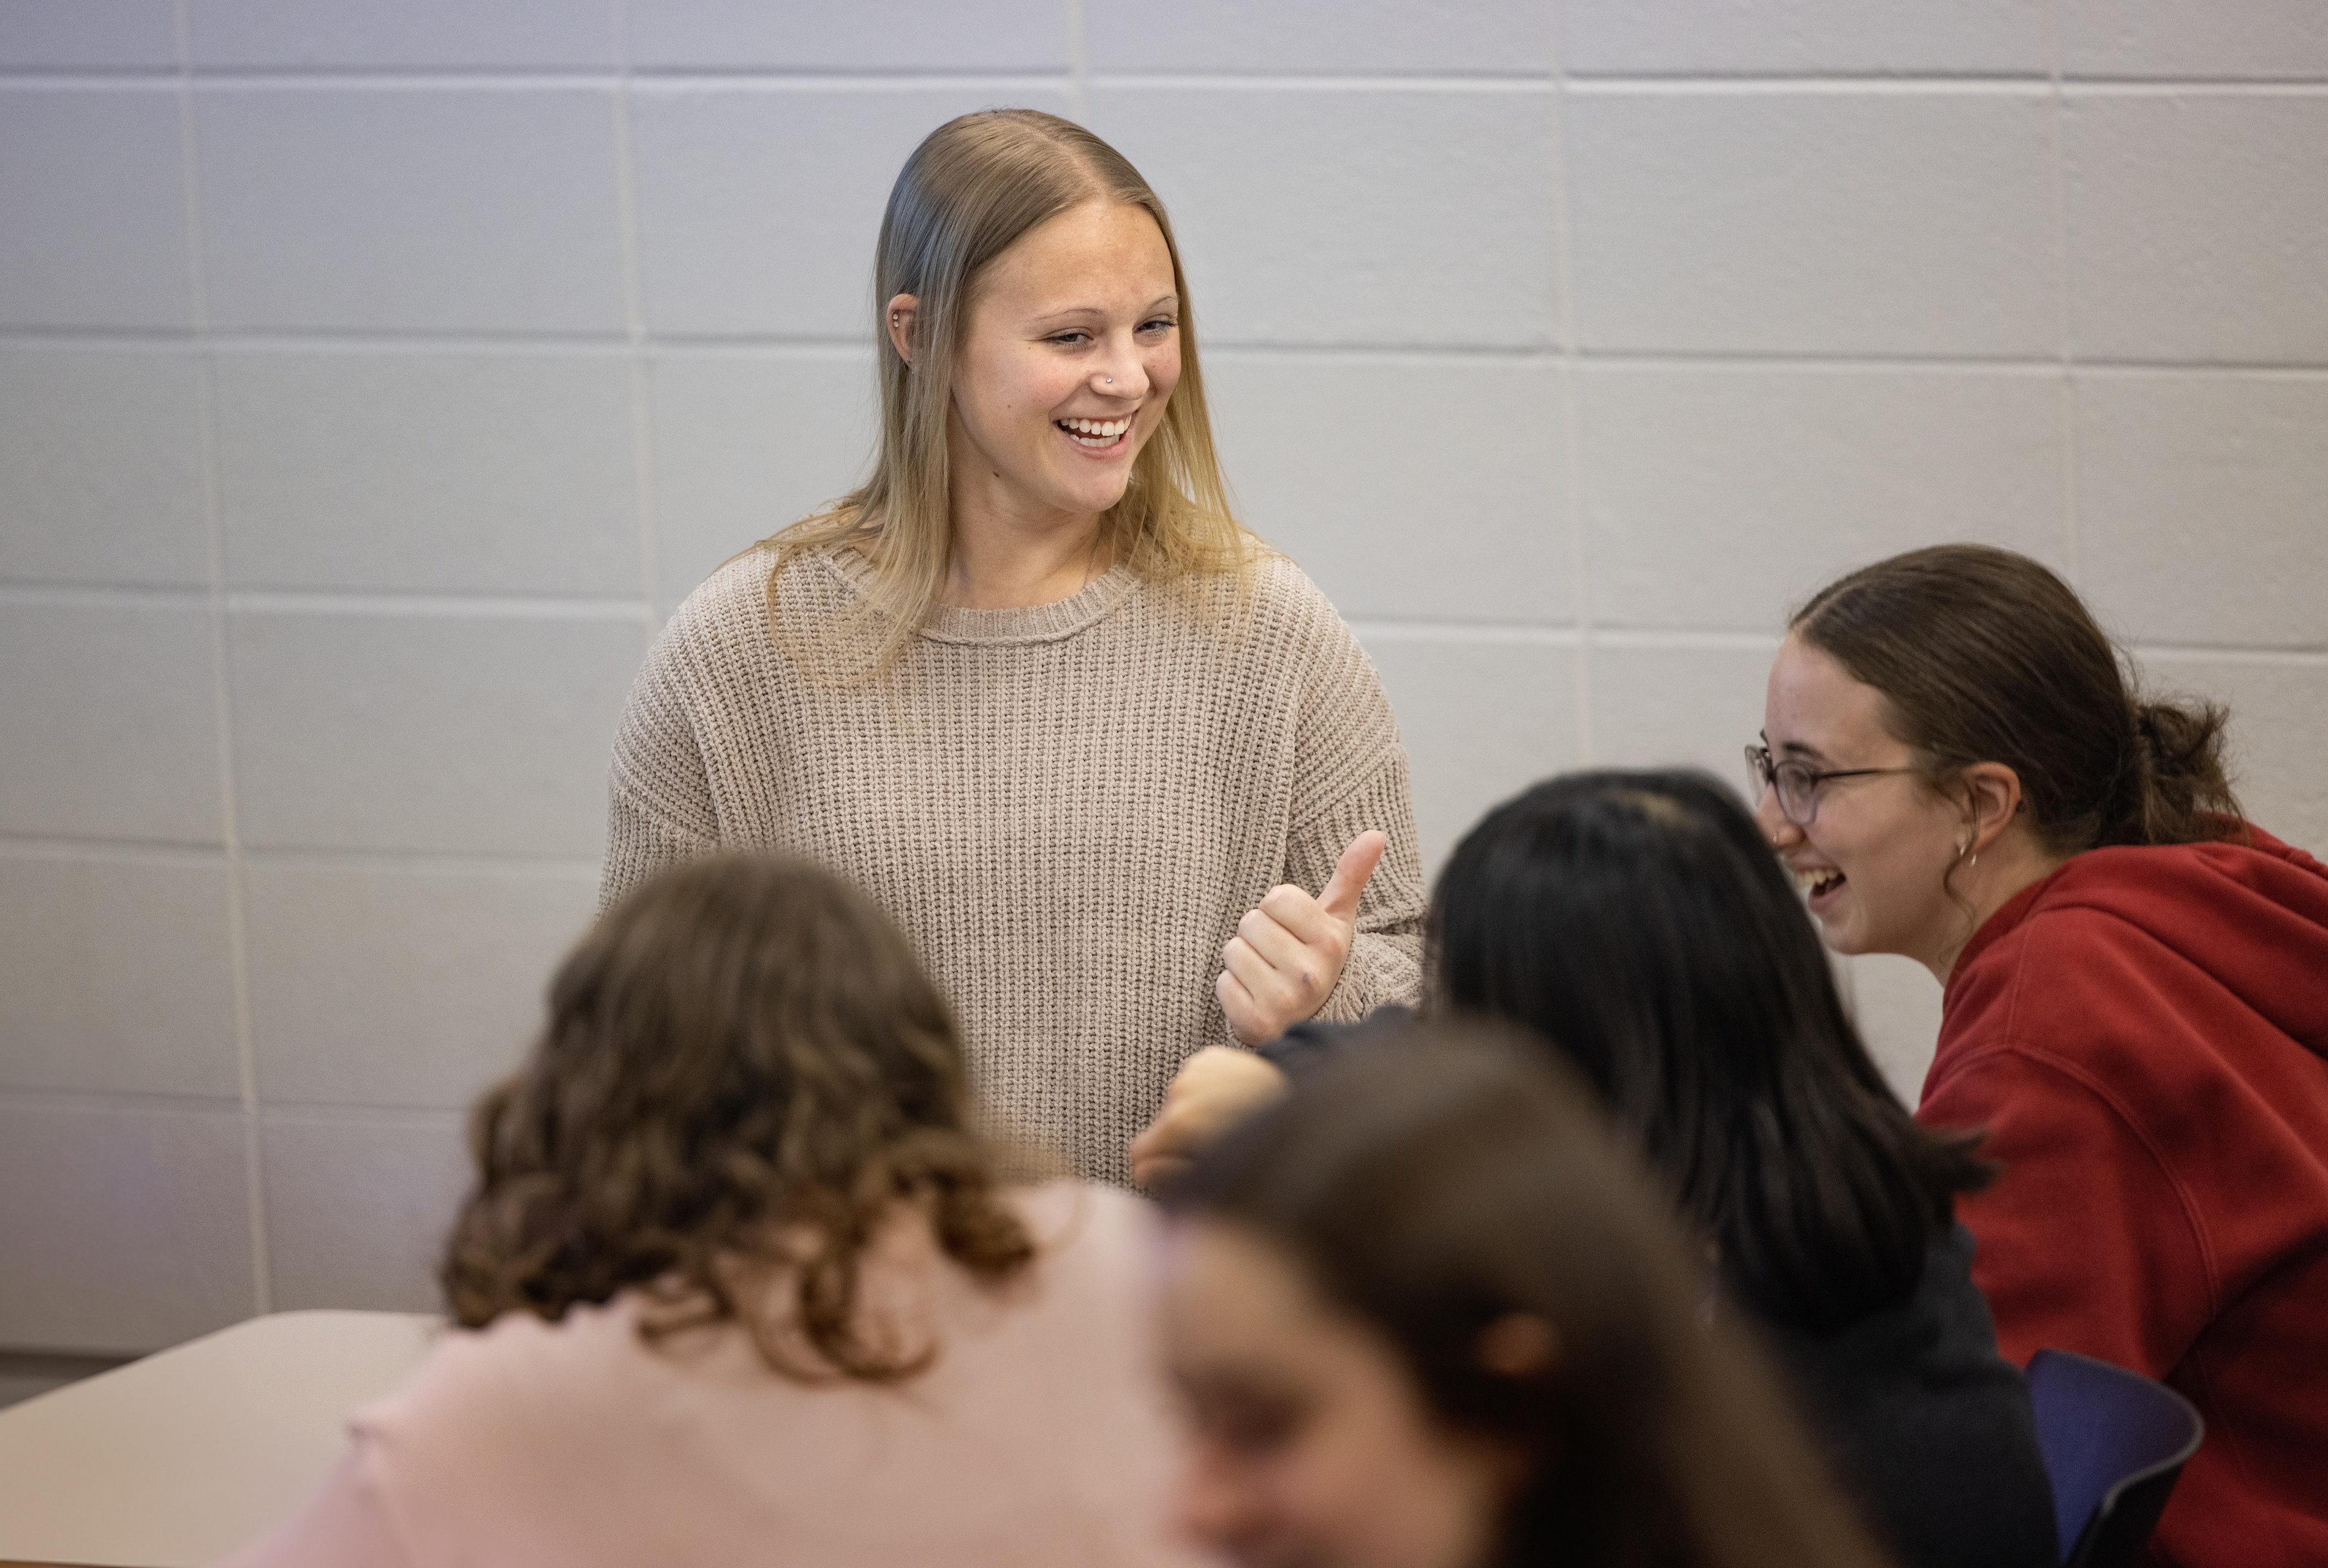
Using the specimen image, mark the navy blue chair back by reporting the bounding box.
[2026,1349,2204,1568]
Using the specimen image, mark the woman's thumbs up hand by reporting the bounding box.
[1216,830,1387,1046]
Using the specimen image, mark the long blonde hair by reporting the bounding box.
[761,108,1251,669]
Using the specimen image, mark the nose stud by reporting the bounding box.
[1104,375,1113,384]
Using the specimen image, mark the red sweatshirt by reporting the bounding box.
[1919,827,2328,1568]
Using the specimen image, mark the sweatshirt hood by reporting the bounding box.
[1953,826,2328,1063]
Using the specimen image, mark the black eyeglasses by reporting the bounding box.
[1745,742,1916,827]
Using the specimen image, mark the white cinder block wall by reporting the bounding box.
[2,0,2324,1359]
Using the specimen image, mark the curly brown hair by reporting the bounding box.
[439,853,1034,1381]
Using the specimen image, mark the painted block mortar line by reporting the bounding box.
[1348,620,1583,645]
[2,67,1087,88]
[235,846,606,876]
[2059,80,2328,97]
[14,69,2322,97]
[0,582,214,609]
[0,67,1539,91]
[1571,348,2071,371]
[1591,627,1787,651]
[1579,350,2328,375]
[256,1104,471,1130]
[0,326,636,352]
[598,339,880,362]
[2043,0,2082,586]
[0,74,184,92]
[188,72,641,93]
[621,71,1074,94]
[1560,70,2054,86]
[2077,363,2328,382]
[1087,72,1556,91]
[1559,77,2328,95]
[1547,0,1594,766]
[0,827,238,854]
[1352,627,1790,652]
[1066,0,1087,121]
[1561,78,2063,97]
[171,0,268,1315]
[0,1086,250,1117]
[161,332,646,358]
[0,833,233,866]
[0,326,206,347]
[0,66,179,83]
[609,0,662,624]
[218,590,655,621]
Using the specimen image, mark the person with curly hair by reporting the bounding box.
[220,853,1205,1568]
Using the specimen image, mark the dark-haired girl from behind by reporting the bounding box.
[1434,772,2055,1568]
[1763,543,2328,1566]
[1162,1023,1891,1568]
[1136,770,2057,1568]
[222,853,1205,1568]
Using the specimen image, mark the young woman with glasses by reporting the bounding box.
[1757,543,2328,1567]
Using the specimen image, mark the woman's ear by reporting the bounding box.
[1961,762,2025,856]
[1475,1312,1561,1379]
[885,293,918,364]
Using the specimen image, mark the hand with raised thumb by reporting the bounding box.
[1217,831,1387,1046]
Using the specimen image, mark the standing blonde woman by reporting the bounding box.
[603,110,1423,1183]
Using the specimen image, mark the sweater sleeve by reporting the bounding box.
[1290,751,1426,1023]
[600,620,722,910]
[1920,1046,2215,1378]
[1277,584,1426,1025]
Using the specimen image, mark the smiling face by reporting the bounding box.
[945,197,1181,530]
[1758,633,1973,968]
[1161,1219,1509,1568]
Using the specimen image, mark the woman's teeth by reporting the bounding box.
[1058,417,1131,447]
[1795,868,1845,898]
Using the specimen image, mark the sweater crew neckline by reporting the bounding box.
[818,545,1140,646]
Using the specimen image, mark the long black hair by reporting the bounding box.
[1430,769,1989,1333]
[1169,1025,1885,1568]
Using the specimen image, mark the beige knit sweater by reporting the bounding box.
[601,543,1425,1183]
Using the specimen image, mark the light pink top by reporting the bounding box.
[219,1184,1211,1568]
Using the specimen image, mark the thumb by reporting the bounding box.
[1317,830,1387,922]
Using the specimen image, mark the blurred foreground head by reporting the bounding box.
[439,853,1031,1378]
[1160,1022,1884,1568]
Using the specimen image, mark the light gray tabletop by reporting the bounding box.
[0,1311,436,1568]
